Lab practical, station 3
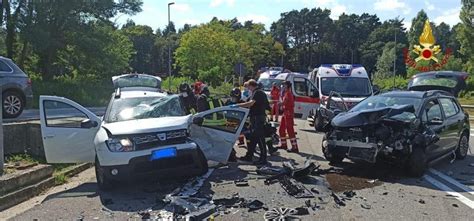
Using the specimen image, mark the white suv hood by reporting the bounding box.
[102,115,191,135]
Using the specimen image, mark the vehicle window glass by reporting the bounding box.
[258,78,283,91]
[320,77,371,97]
[351,96,422,113]
[423,99,443,122]
[293,78,308,96]
[202,110,245,133]
[105,95,184,123]
[0,60,13,72]
[44,100,89,128]
[439,98,459,118]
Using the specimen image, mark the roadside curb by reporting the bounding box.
[0,163,92,211]
[59,163,93,178]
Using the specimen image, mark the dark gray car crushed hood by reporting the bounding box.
[331,104,415,128]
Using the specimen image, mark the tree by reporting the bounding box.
[13,0,142,79]
[360,18,407,76]
[122,24,155,73]
[458,0,474,74]
[374,41,406,78]
[175,22,238,85]
[408,10,428,48]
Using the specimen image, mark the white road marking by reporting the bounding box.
[429,169,474,196]
[424,175,474,209]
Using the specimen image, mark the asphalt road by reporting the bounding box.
[2,119,474,220]
[2,107,106,123]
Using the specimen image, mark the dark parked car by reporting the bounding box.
[322,71,470,176]
[0,56,33,118]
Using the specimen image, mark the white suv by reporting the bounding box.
[39,76,248,190]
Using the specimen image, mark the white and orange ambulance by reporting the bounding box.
[258,69,320,119]
[308,64,377,130]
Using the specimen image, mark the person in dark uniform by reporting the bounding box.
[179,83,197,114]
[233,79,269,165]
[196,86,211,112]
[225,87,242,105]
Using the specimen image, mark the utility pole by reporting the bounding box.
[167,2,175,91]
[393,28,397,89]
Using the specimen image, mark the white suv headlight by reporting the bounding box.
[106,138,135,152]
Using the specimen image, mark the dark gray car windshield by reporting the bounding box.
[321,77,371,97]
[105,95,185,123]
[351,96,421,121]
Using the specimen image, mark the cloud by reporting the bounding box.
[402,21,412,29]
[330,4,347,19]
[434,7,461,26]
[209,0,235,8]
[424,1,435,11]
[173,3,192,13]
[238,14,270,24]
[374,0,407,11]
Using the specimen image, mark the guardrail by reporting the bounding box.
[461,105,474,121]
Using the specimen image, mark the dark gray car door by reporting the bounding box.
[439,98,463,152]
[422,98,449,160]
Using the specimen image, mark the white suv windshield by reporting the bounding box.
[321,77,371,97]
[105,95,185,123]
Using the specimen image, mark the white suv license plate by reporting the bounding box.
[150,147,177,161]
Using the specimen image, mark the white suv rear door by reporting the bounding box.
[190,106,249,164]
[39,96,101,163]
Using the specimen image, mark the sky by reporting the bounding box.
[115,0,462,31]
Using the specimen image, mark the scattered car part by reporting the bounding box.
[247,200,265,212]
[343,190,356,198]
[263,207,298,220]
[294,207,309,215]
[234,179,249,187]
[361,203,371,209]
[279,175,314,198]
[331,192,346,207]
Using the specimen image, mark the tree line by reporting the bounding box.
[0,0,472,87]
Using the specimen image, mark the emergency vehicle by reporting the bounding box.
[258,71,320,119]
[308,64,376,130]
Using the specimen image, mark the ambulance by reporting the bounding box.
[257,70,320,119]
[307,64,377,130]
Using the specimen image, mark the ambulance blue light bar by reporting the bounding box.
[319,64,363,76]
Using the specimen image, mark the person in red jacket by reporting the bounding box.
[270,82,280,122]
[279,81,298,153]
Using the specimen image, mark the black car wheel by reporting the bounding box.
[322,135,344,164]
[314,111,324,131]
[95,158,114,191]
[2,90,24,118]
[455,133,469,160]
[407,147,427,177]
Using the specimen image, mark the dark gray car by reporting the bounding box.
[0,56,33,118]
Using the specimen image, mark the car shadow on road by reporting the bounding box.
[323,152,474,193]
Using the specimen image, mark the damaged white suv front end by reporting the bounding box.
[39,90,248,190]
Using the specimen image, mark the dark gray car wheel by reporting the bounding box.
[3,91,24,118]
[314,111,324,131]
[407,147,427,177]
[455,133,469,160]
[322,135,344,164]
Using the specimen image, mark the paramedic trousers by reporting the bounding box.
[246,115,267,162]
[271,100,279,122]
[279,111,298,150]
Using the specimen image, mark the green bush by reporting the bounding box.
[373,75,408,91]
[32,77,113,108]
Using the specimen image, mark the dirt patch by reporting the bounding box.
[325,173,382,192]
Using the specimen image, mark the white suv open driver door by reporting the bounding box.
[190,106,249,164]
[39,96,101,163]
